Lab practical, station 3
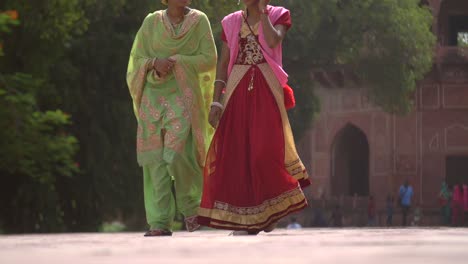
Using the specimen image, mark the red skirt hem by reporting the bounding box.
[198,199,308,232]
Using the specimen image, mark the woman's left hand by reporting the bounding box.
[258,0,270,10]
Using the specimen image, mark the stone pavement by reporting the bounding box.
[1,228,468,264]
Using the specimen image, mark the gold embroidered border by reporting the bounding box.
[213,187,303,215]
[221,65,250,108]
[198,186,307,226]
[204,201,307,230]
[128,58,152,118]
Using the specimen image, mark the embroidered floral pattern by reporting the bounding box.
[149,107,161,120]
[171,120,183,132]
[137,134,162,153]
[165,130,185,153]
[175,96,185,108]
[141,95,150,107]
[148,123,157,134]
[235,21,266,65]
[139,110,148,121]
[167,107,176,119]
[128,9,216,167]
[136,87,190,158]
[137,124,144,137]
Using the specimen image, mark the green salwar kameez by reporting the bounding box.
[127,9,216,231]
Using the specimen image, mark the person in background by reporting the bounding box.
[439,181,452,225]
[313,207,327,227]
[399,180,414,226]
[352,193,360,226]
[452,184,463,226]
[367,195,376,227]
[286,217,302,230]
[312,195,327,227]
[329,205,343,227]
[463,182,468,226]
[386,194,394,227]
[412,204,423,226]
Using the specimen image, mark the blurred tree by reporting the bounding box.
[0,2,82,233]
[0,74,79,232]
[279,0,435,123]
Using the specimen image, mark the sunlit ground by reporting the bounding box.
[1,228,468,264]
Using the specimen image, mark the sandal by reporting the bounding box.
[144,229,173,237]
[185,216,201,232]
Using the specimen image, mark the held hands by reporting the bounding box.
[154,57,176,78]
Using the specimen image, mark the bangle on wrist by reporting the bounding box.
[215,79,227,88]
[211,101,224,110]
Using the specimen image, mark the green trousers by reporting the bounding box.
[143,135,202,231]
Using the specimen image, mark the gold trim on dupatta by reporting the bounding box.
[221,65,250,107]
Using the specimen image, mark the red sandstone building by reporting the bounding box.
[300,0,468,210]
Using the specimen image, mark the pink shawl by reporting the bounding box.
[222,6,289,87]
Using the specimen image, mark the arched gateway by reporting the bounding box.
[331,124,370,197]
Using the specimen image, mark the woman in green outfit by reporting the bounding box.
[126,0,217,236]
[439,181,452,225]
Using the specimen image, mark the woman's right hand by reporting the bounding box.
[208,106,222,128]
[154,58,175,77]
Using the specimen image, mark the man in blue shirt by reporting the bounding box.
[399,180,414,226]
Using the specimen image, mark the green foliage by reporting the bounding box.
[0,13,19,34]
[0,73,79,233]
[0,12,19,56]
[279,0,435,115]
[459,33,468,47]
[1,0,90,108]
[0,2,82,233]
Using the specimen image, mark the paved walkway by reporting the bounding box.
[1,228,468,264]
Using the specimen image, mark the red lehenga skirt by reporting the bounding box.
[198,64,310,232]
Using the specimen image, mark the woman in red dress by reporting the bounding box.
[198,0,311,235]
